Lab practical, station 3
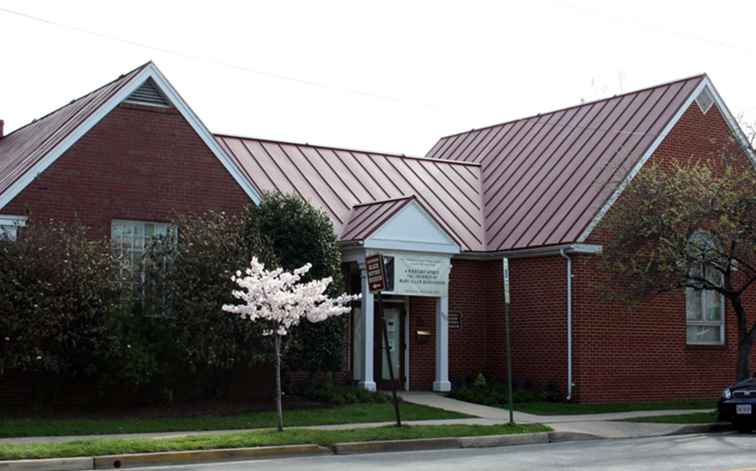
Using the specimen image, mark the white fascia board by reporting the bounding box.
[0,64,261,210]
[363,238,460,255]
[578,77,756,244]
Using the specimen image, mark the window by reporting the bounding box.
[695,86,714,114]
[686,232,725,345]
[111,219,173,273]
[0,215,27,241]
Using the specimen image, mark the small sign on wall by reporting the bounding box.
[448,312,462,329]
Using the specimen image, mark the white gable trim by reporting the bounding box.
[0,63,261,210]
[363,200,460,255]
[578,77,756,243]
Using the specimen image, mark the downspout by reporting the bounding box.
[560,248,573,401]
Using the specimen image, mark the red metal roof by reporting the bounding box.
[0,63,149,201]
[426,75,705,251]
[215,135,485,251]
[341,196,414,242]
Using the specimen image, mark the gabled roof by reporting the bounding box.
[0,62,261,209]
[215,135,485,251]
[426,74,718,251]
[341,196,415,242]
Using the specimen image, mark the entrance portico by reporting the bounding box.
[340,196,459,392]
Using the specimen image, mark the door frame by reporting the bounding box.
[374,297,409,391]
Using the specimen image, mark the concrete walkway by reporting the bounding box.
[397,391,716,438]
[0,392,717,445]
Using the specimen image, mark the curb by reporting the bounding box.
[93,444,330,469]
[0,427,713,470]
[665,422,732,436]
[0,457,94,471]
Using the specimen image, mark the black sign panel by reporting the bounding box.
[365,254,385,293]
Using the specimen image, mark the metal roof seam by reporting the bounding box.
[505,92,646,248]
[277,143,348,221]
[483,106,591,226]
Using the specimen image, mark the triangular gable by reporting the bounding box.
[362,198,460,254]
[0,62,261,209]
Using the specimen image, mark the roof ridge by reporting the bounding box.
[214,133,482,167]
[0,61,151,141]
[351,195,415,208]
[439,73,707,140]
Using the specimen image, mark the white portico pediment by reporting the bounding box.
[341,196,460,255]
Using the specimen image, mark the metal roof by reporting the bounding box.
[0,63,149,201]
[426,75,706,251]
[341,196,414,242]
[215,135,485,251]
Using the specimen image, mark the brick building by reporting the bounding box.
[1,62,754,402]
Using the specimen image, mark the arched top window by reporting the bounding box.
[686,232,725,345]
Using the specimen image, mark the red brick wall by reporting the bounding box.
[507,256,568,394]
[571,101,756,402]
[0,102,251,233]
[408,259,506,390]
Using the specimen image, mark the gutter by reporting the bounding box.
[454,243,602,260]
[560,248,574,401]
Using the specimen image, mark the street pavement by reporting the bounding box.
[126,433,756,471]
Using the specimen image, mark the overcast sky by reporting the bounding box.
[1,1,754,156]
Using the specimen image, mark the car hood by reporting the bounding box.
[730,378,756,391]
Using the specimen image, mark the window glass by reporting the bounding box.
[111,220,172,273]
[685,232,725,345]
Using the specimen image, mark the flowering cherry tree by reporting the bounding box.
[223,257,360,431]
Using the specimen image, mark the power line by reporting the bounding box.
[0,6,441,111]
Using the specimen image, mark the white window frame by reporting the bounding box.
[0,215,27,241]
[686,232,726,345]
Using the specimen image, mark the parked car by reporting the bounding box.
[718,377,756,432]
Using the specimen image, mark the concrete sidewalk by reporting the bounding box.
[398,391,717,438]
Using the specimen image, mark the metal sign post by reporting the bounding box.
[504,257,514,425]
[365,254,402,427]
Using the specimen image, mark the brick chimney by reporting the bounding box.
[0,120,4,138]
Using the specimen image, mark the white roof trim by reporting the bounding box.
[0,63,261,210]
[0,214,27,226]
[578,77,756,243]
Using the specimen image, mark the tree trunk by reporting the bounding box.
[274,332,284,432]
[731,295,753,382]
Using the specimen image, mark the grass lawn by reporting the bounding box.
[0,403,467,438]
[513,400,715,416]
[0,424,551,460]
[621,411,719,424]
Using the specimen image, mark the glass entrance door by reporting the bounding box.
[375,303,405,390]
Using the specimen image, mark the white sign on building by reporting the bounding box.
[388,254,450,297]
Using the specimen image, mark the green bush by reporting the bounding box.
[299,381,391,405]
[448,375,544,406]
[0,220,123,379]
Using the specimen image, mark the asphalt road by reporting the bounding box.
[133,433,756,471]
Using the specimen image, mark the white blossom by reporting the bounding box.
[223,257,361,335]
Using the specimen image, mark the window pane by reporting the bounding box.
[687,325,723,344]
[686,288,703,320]
[706,292,722,321]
